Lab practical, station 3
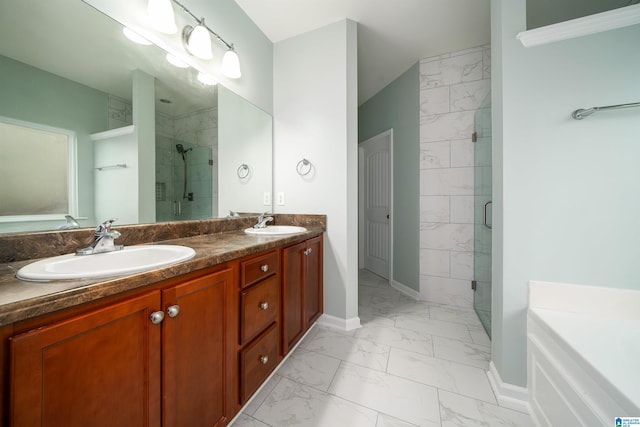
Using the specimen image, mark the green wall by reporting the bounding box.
[492,0,640,386]
[0,55,108,133]
[358,63,420,291]
[0,54,109,230]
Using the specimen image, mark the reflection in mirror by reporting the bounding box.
[0,0,272,234]
[526,0,639,29]
[0,118,76,218]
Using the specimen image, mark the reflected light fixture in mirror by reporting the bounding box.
[197,72,218,86]
[166,53,189,68]
[147,0,177,34]
[183,20,213,59]
[123,27,152,45]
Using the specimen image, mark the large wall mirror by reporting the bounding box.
[0,0,272,233]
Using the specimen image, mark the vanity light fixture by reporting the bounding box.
[222,47,241,79]
[183,20,213,59]
[166,53,189,68]
[197,72,218,86]
[123,27,153,45]
[147,0,177,34]
[152,0,242,79]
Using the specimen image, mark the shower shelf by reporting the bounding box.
[96,163,127,171]
[90,125,135,141]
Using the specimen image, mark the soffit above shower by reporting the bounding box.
[233,0,491,106]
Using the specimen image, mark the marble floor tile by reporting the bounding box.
[432,336,490,369]
[354,322,434,357]
[395,312,473,342]
[234,269,533,427]
[303,327,391,371]
[231,413,271,427]
[376,413,420,427]
[358,305,397,327]
[428,304,482,327]
[438,390,533,427]
[359,269,390,288]
[277,348,341,392]
[387,348,496,404]
[467,324,491,347]
[328,362,440,427]
[242,374,282,416]
[253,377,378,427]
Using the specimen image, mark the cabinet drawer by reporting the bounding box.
[241,251,278,289]
[239,323,278,403]
[240,276,279,345]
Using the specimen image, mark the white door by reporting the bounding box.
[359,130,392,280]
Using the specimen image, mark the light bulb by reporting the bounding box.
[123,27,152,45]
[166,53,189,68]
[184,21,212,59]
[197,72,217,86]
[147,0,177,34]
[222,48,241,79]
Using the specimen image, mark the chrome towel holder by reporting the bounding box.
[296,158,312,176]
[571,101,640,120]
[237,163,250,179]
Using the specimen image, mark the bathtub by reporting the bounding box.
[527,281,640,427]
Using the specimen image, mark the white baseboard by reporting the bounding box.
[317,313,361,331]
[390,280,421,301]
[487,361,531,414]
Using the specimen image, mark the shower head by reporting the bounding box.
[176,143,192,154]
[176,144,193,160]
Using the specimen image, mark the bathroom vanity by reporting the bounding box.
[0,215,324,426]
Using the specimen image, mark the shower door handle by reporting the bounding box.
[483,201,492,230]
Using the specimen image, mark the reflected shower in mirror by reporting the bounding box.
[0,0,272,233]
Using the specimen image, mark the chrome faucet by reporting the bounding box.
[57,215,80,230]
[253,212,273,229]
[76,218,123,255]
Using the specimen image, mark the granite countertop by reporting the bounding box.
[0,216,324,327]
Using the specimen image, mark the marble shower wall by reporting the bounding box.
[419,45,491,308]
[156,108,218,222]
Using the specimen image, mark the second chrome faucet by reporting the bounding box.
[76,218,123,255]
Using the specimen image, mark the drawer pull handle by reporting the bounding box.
[260,301,269,310]
[150,311,165,325]
[260,264,269,272]
[259,355,269,365]
[167,305,180,318]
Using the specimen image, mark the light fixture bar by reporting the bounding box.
[171,0,233,51]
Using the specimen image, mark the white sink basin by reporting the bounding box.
[16,245,196,282]
[244,225,307,235]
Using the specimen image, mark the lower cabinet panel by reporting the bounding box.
[10,292,162,427]
[239,323,279,403]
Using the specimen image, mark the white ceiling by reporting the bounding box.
[234,0,491,105]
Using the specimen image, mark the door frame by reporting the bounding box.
[358,129,394,282]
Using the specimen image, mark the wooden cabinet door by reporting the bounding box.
[162,268,232,427]
[304,235,323,327]
[282,241,305,355]
[10,292,162,427]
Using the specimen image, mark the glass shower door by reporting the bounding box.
[473,93,492,337]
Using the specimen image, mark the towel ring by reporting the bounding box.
[237,163,250,179]
[296,158,312,176]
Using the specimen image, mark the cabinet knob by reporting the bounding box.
[304,248,313,255]
[150,311,165,325]
[259,355,269,365]
[260,264,269,272]
[259,301,269,310]
[167,305,180,318]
